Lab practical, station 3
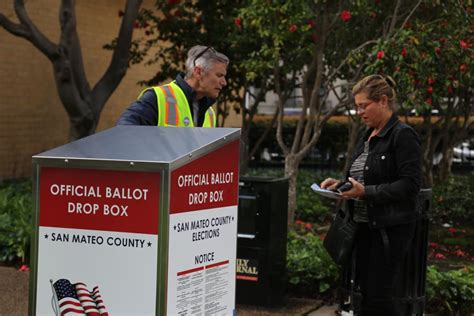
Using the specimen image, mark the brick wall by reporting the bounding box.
[0,1,241,179]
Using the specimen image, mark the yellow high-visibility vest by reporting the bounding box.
[138,81,216,127]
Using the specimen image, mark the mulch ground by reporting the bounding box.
[0,266,29,316]
[0,265,321,316]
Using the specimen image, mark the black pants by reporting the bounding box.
[354,222,416,316]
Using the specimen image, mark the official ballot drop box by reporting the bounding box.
[29,126,240,316]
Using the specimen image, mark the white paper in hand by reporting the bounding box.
[310,183,343,200]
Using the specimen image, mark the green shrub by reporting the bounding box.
[245,167,340,222]
[286,226,339,296]
[431,173,474,225]
[0,179,33,263]
[426,265,474,315]
[295,169,335,223]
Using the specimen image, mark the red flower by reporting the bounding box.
[370,12,377,19]
[471,257,474,262]
[319,234,326,241]
[448,227,457,234]
[304,223,312,229]
[460,40,468,49]
[425,98,432,106]
[427,86,433,94]
[435,47,441,55]
[401,47,407,58]
[295,220,304,225]
[340,10,352,22]
[289,24,297,33]
[18,265,29,272]
[168,0,180,5]
[118,10,124,17]
[454,249,466,257]
[133,21,140,29]
[307,19,316,29]
[460,64,467,72]
[376,50,385,59]
[435,253,446,260]
[234,17,242,27]
[429,242,438,248]
[428,78,435,85]
[448,86,453,94]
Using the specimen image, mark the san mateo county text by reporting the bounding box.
[48,232,148,249]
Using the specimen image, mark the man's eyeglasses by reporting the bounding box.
[193,46,214,66]
[355,101,375,114]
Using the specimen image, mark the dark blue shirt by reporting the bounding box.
[117,73,215,126]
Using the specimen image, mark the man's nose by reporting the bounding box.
[221,77,227,87]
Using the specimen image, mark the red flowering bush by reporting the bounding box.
[234,17,242,27]
[340,10,351,22]
[401,47,407,57]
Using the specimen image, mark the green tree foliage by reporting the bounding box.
[118,0,471,222]
[238,0,428,223]
[351,2,473,186]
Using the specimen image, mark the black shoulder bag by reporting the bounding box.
[323,208,359,265]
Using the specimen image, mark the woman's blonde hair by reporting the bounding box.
[352,75,398,110]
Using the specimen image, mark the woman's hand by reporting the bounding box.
[320,178,339,191]
[340,177,365,199]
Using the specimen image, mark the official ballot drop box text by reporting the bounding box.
[29,126,240,316]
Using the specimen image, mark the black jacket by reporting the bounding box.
[116,73,215,126]
[347,113,422,228]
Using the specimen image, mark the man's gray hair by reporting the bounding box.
[185,45,229,78]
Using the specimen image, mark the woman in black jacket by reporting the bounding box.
[321,74,422,315]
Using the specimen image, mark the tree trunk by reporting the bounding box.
[284,154,300,226]
[343,117,363,175]
[421,116,435,188]
[437,146,453,183]
[0,0,143,141]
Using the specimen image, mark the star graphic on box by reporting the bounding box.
[51,278,109,316]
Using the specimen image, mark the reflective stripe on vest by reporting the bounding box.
[138,82,216,128]
[159,85,179,126]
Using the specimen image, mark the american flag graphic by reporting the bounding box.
[52,279,109,316]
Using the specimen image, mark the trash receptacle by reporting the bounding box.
[235,176,288,307]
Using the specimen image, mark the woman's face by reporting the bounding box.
[354,92,390,129]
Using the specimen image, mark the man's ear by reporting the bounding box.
[193,66,203,80]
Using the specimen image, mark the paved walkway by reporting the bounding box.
[307,304,339,315]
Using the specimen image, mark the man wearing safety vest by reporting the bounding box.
[117,45,228,127]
